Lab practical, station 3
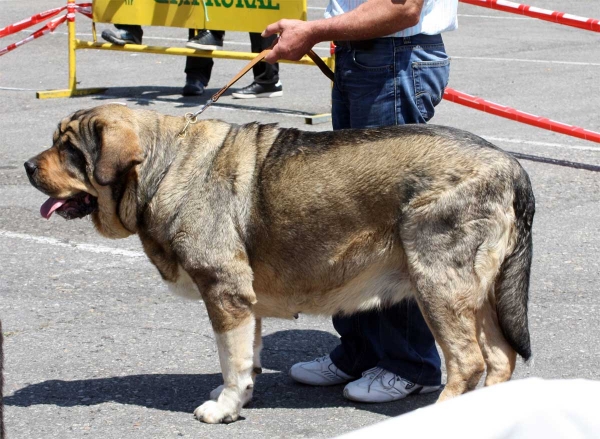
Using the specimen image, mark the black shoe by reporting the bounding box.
[186,30,224,51]
[101,27,142,45]
[231,81,283,99]
[182,76,205,96]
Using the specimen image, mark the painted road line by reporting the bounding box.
[483,136,600,152]
[0,230,144,258]
[452,56,600,67]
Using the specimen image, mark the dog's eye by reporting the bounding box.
[63,141,85,167]
[63,140,80,155]
[63,139,76,150]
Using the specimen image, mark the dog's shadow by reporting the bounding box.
[5,330,439,418]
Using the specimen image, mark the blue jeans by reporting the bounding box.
[329,34,450,386]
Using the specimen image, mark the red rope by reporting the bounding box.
[0,15,68,57]
[0,4,91,57]
[443,88,600,144]
[0,6,67,38]
[460,0,600,33]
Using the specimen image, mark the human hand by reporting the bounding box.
[262,19,317,63]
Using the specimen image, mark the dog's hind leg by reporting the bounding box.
[404,222,489,401]
[476,298,517,386]
[403,181,520,401]
[414,286,486,402]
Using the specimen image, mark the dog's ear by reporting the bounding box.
[93,119,145,186]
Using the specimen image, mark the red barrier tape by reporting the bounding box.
[443,88,600,143]
[460,0,600,33]
[76,4,93,20]
[0,6,66,38]
[0,15,67,57]
[0,4,91,57]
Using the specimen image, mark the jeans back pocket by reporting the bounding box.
[412,58,451,122]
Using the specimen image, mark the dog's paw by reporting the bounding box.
[210,384,254,407]
[194,400,239,424]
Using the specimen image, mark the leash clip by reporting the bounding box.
[178,99,214,138]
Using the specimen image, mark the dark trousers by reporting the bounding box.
[329,35,452,387]
[330,304,441,386]
[185,30,279,86]
[113,25,279,86]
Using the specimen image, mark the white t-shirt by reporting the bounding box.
[324,0,459,37]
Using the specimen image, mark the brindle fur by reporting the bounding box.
[26,104,535,423]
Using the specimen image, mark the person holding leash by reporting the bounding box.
[262,0,459,403]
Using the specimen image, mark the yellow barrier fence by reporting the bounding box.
[37,0,334,106]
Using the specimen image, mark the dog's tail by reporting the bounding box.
[495,167,535,360]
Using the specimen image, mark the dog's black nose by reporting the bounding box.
[24,160,38,176]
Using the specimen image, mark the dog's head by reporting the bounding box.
[24,104,146,238]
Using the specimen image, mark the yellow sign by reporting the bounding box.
[92,0,307,33]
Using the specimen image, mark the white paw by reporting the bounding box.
[193,400,239,424]
[210,384,253,407]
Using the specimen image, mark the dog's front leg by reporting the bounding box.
[197,316,255,423]
[210,317,263,403]
[192,274,257,424]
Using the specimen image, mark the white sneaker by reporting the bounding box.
[290,355,355,386]
[343,367,441,403]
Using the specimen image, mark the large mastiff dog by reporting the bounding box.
[25,104,534,423]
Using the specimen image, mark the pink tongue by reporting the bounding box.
[40,197,67,219]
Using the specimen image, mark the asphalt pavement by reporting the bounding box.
[1,0,599,438]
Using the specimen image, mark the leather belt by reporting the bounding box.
[333,40,376,50]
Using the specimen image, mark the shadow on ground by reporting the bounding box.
[88,85,216,108]
[5,329,439,419]
[82,86,318,116]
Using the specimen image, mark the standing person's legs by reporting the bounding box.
[183,29,220,95]
[250,33,279,85]
[338,35,449,393]
[330,306,441,386]
[329,41,399,378]
[293,36,449,400]
[231,33,282,98]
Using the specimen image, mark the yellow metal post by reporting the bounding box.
[67,0,76,93]
[37,0,106,99]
